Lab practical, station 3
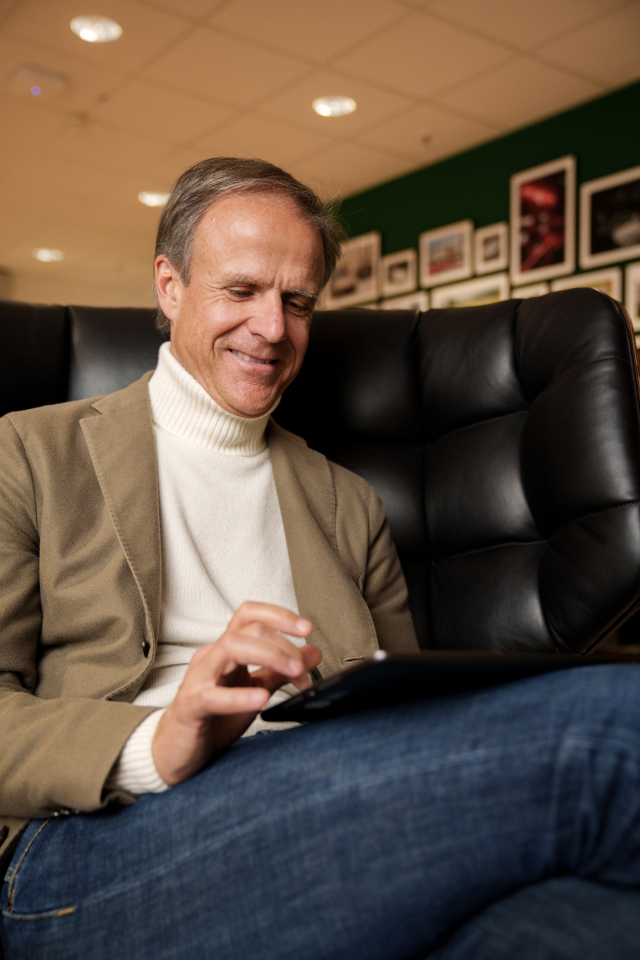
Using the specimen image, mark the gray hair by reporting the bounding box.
[154,157,344,333]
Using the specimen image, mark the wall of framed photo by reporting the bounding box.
[328,79,640,343]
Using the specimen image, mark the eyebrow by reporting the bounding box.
[219,274,319,302]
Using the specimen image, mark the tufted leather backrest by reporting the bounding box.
[0,300,69,417]
[67,305,166,401]
[275,289,640,653]
[1,290,639,653]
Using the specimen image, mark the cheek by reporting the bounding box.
[185,306,236,348]
[290,323,311,361]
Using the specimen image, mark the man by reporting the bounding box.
[1,159,640,960]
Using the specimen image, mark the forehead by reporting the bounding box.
[192,191,322,263]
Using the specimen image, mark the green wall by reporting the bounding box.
[338,80,640,256]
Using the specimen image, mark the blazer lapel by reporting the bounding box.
[79,383,377,676]
[80,375,162,647]
[269,422,379,677]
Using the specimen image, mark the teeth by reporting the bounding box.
[231,349,271,365]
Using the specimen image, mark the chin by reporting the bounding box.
[228,394,276,419]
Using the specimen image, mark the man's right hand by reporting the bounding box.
[152,602,321,787]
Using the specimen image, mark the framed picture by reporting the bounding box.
[510,155,576,286]
[431,272,509,309]
[475,222,508,275]
[625,261,640,332]
[551,266,622,301]
[323,231,380,308]
[580,165,640,269]
[419,219,473,288]
[379,248,417,297]
[511,282,549,298]
[380,291,429,311]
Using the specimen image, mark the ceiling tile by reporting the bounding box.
[45,121,172,176]
[209,0,405,63]
[359,102,500,163]
[333,11,511,99]
[0,93,66,153]
[259,69,415,137]
[290,142,416,198]
[145,0,226,18]
[196,115,333,168]
[0,0,20,25]
[143,26,310,107]
[2,0,190,74]
[537,3,640,86]
[143,147,215,188]
[0,34,123,111]
[422,0,623,51]
[94,79,233,146]
[435,56,602,128]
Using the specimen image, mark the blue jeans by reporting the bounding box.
[2,665,640,960]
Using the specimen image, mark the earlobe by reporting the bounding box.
[154,256,182,322]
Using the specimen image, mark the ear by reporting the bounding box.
[154,255,183,323]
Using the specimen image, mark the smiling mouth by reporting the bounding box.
[230,349,274,365]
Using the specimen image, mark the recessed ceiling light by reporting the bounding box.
[32,248,64,262]
[138,191,170,208]
[312,96,357,118]
[70,16,123,43]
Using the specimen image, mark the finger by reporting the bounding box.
[286,644,323,690]
[187,632,310,688]
[249,644,323,693]
[196,683,271,715]
[228,601,313,640]
[301,644,322,670]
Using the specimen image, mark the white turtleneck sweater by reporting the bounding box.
[110,342,301,795]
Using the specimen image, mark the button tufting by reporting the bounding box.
[141,639,150,657]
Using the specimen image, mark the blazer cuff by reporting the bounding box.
[106,709,170,796]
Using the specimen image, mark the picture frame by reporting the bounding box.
[323,231,381,309]
[511,282,549,299]
[624,261,640,332]
[510,155,576,286]
[379,248,417,298]
[475,222,508,275]
[431,272,509,309]
[550,266,622,301]
[380,291,429,311]
[419,219,473,288]
[580,165,640,269]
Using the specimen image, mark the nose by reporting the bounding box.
[246,290,287,343]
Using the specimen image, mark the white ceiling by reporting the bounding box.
[0,0,638,297]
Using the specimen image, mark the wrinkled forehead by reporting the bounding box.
[191,191,325,280]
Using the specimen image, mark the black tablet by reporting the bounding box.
[260,648,640,723]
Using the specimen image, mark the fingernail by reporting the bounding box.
[296,618,311,632]
[289,658,302,673]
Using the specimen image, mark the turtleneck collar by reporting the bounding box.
[148,342,278,456]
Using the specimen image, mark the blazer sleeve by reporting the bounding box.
[361,486,420,653]
[0,416,154,819]
[329,458,419,654]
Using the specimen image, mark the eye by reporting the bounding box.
[228,288,253,299]
[285,298,313,316]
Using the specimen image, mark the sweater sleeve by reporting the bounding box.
[106,709,170,795]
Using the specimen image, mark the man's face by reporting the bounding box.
[155,192,325,418]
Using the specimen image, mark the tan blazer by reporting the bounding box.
[0,375,417,866]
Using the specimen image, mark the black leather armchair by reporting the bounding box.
[1,288,639,653]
